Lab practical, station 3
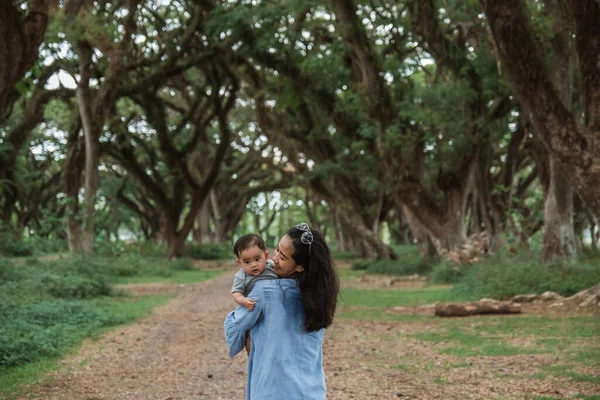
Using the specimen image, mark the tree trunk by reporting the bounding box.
[0,0,50,122]
[542,157,577,261]
[332,209,347,252]
[541,0,577,262]
[194,198,213,244]
[479,0,600,219]
[339,211,396,260]
[402,205,437,264]
[63,119,85,253]
[400,176,471,256]
[77,43,100,255]
[166,231,187,259]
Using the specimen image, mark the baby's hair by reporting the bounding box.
[233,234,266,257]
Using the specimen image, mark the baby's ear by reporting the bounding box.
[235,258,242,266]
[264,250,269,259]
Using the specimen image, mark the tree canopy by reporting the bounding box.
[1,0,598,260]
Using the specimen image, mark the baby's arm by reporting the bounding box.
[232,292,256,311]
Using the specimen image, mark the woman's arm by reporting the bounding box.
[224,287,264,358]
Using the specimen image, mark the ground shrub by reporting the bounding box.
[451,256,600,299]
[350,246,432,276]
[429,262,466,284]
[95,241,167,258]
[186,243,230,260]
[0,260,25,284]
[350,260,370,270]
[0,300,124,367]
[27,237,68,255]
[331,250,360,260]
[0,254,195,370]
[0,232,67,257]
[45,275,112,299]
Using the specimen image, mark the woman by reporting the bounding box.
[224,223,339,400]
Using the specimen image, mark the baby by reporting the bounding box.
[231,233,277,311]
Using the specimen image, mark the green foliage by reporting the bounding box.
[186,243,231,260]
[45,275,112,299]
[340,286,473,309]
[0,232,67,257]
[95,241,167,258]
[429,262,466,284]
[0,299,125,368]
[351,259,432,276]
[0,253,205,371]
[451,256,600,299]
[350,246,431,276]
[330,250,360,260]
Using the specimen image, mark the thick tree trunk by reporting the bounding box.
[400,176,471,256]
[542,157,577,261]
[541,0,577,262]
[166,231,187,259]
[479,0,600,218]
[0,0,50,122]
[338,209,396,260]
[402,205,437,264]
[194,198,213,244]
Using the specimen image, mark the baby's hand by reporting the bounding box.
[242,297,256,311]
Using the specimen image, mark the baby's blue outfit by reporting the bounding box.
[224,279,326,400]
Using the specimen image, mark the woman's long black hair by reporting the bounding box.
[287,225,339,332]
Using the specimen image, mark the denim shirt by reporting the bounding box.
[224,279,326,400]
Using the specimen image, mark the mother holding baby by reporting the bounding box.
[224,223,340,400]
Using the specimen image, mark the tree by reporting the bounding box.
[479,0,600,221]
[0,0,53,123]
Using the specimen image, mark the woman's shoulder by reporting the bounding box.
[252,278,299,291]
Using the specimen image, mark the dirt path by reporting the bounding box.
[19,266,599,400]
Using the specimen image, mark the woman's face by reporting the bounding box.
[272,235,304,277]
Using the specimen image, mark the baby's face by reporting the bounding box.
[236,246,269,276]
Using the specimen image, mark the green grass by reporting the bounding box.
[115,269,224,285]
[337,268,368,281]
[450,255,600,299]
[537,365,600,385]
[337,276,600,396]
[350,246,433,276]
[336,308,429,322]
[389,363,414,373]
[340,286,476,308]
[0,293,175,400]
[415,327,542,357]
[0,253,225,400]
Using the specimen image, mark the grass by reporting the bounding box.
[340,286,476,309]
[336,267,600,396]
[115,269,223,285]
[0,254,225,400]
[0,293,175,400]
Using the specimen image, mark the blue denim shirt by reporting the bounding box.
[224,279,326,400]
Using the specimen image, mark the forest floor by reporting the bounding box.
[15,260,600,400]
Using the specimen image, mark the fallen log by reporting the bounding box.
[435,301,521,317]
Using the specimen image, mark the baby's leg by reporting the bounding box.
[244,331,251,355]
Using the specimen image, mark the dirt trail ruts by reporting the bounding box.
[19,266,599,400]
[22,269,247,400]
